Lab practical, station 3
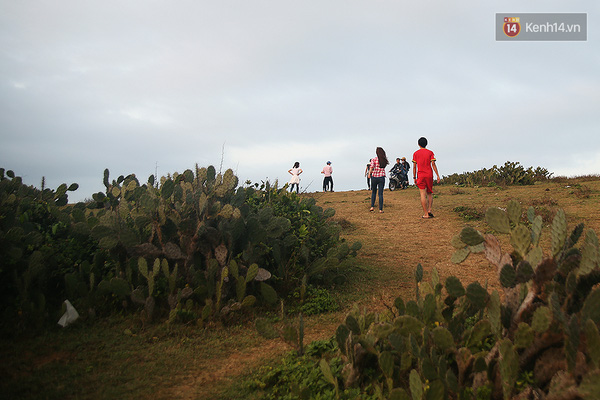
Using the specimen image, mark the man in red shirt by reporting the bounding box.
[412,137,440,219]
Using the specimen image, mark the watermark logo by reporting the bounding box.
[503,17,521,38]
[496,13,587,41]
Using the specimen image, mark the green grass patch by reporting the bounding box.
[227,338,373,400]
[288,286,340,316]
[0,315,261,400]
[453,205,485,221]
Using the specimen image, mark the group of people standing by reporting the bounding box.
[366,137,440,218]
[287,137,440,219]
[287,160,335,194]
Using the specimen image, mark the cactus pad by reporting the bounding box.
[394,297,406,315]
[531,215,543,246]
[551,209,567,257]
[246,264,258,282]
[319,358,337,386]
[260,282,278,305]
[531,306,551,333]
[510,224,531,257]
[466,282,488,309]
[164,242,185,260]
[488,290,502,337]
[466,320,492,350]
[498,339,518,399]
[526,206,536,223]
[514,322,534,349]
[345,315,361,335]
[254,268,271,282]
[507,199,522,225]
[584,319,600,368]
[451,247,470,264]
[415,263,423,283]
[109,277,130,298]
[138,257,148,278]
[451,234,466,249]
[409,369,423,400]
[214,243,228,266]
[581,288,600,324]
[579,229,599,276]
[484,234,503,268]
[515,261,534,284]
[486,207,511,234]
[525,246,543,270]
[432,326,455,352]
[500,264,516,288]
[241,295,256,308]
[445,276,465,298]
[379,351,395,378]
[335,324,350,355]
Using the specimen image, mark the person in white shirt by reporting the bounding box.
[321,161,333,192]
[288,162,303,193]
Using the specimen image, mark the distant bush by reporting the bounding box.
[569,184,592,199]
[551,174,600,184]
[442,161,553,187]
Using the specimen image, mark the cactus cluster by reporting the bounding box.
[0,164,360,333]
[1,164,361,335]
[0,168,88,334]
[443,161,552,187]
[324,200,600,399]
[83,166,274,322]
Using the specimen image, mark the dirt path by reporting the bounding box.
[320,188,498,305]
[173,187,500,399]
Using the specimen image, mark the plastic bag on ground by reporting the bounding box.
[58,300,79,327]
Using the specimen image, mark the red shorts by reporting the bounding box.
[416,175,433,193]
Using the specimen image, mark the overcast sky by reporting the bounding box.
[1,1,598,201]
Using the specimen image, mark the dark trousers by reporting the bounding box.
[366,177,370,190]
[323,176,333,191]
[371,176,385,210]
[290,183,299,193]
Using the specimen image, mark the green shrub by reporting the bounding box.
[243,181,361,290]
[289,285,340,316]
[246,339,374,400]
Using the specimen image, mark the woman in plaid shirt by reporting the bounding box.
[368,147,389,213]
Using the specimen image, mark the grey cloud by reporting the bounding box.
[1,1,598,202]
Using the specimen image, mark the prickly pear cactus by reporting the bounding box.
[449,201,600,398]
[326,202,600,400]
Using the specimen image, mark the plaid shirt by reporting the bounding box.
[370,157,386,178]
